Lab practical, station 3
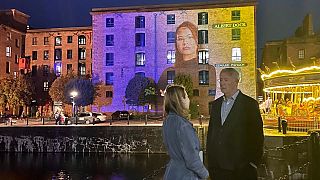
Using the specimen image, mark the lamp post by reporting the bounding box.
[70,91,78,117]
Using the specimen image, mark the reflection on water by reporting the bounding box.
[0,153,169,180]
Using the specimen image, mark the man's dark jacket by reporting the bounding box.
[206,91,264,171]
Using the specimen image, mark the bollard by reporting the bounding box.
[145,114,147,125]
[199,115,203,126]
[41,117,44,125]
[26,117,28,126]
[309,132,320,180]
[281,119,287,134]
[110,118,112,125]
[278,116,282,132]
[127,115,130,125]
[93,118,95,125]
[10,118,12,126]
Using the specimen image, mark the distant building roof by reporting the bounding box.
[27,26,92,33]
[0,9,30,32]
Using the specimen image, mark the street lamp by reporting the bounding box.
[70,91,78,117]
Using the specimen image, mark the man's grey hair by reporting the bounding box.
[221,68,240,81]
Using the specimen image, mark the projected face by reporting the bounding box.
[176,27,197,61]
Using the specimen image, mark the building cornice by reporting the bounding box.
[27,26,92,33]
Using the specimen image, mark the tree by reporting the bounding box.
[64,78,95,106]
[138,79,157,108]
[49,73,77,103]
[174,74,193,97]
[125,75,152,106]
[0,75,34,114]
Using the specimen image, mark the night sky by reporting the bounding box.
[2,0,320,65]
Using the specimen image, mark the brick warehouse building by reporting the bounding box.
[0,9,29,79]
[25,27,92,115]
[90,0,258,115]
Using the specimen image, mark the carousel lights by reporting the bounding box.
[264,83,320,90]
[263,89,312,94]
[302,97,320,102]
[261,65,320,80]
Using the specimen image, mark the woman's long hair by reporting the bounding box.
[164,85,189,118]
[175,21,198,65]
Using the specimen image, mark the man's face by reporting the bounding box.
[219,71,238,96]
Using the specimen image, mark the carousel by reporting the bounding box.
[260,65,320,124]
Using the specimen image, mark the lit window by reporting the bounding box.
[79,48,86,60]
[198,12,208,25]
[55,37,62,46]
[106,35,114,46]
[6,46,11,57]
[167,14,175,24]
[232,29,240,40]
[135,16,145,28]
[199,70,209,85]
[79,63,86,75]
[198,50,209,64]
[106,53,114,66]
[136,52,145,66]
[167,50,175,64]
[167,32,175,43]
[106,18,114,27]
[232,48,241,61]
[135,33,145,47]
[44,50,49,60]
[106,72,114,85]
[198,30,208,44]
[167,71,175,84]
[78,35,86,45]
[231,10,241,21]
[298,49,305,59]
[13,72,18,78]
[43,81,49,91]
[55,62,61,76]
[54,49,62,60]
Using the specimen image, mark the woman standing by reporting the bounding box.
[162,85,209,180]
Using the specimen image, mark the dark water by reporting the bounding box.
[0,153,169,180]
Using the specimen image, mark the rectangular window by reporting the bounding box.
[79,48,86,60]
[198,30,208,44]
[231,10,241,21]
[198,12,208,25]
[106,91,113,98]
[15,54,19,64]
[43,65,49,76]
[135,16,145,28]
[6,62,10,74]
[55,49,62,60]
[13,71,18,78]
[232,29,241,40]
[43,50,49,60]
[6,46,11,57]
[67,64,72,73]
[78,35,86,45]
[167,50,176,64]
[198,50,209,64]
[208,89,216,96]
[106,35,114,46]
[135,33,145,47]
[298,49,305,59]
[32,65,37,76]
[32,37,37,45]
[167,32,175,43]
[199,70,209,85]
[167,14,175,24]
[106,72,114,85]
[43,81,49,91]
[15,39,20,47]
[79,63,86,75]
[106,53,114,66]
[7,32,11,41]
[55,62,62,76]
[193,89,200,96]
[232,48,242,61]
[167,71,175,84]
[55,37,62,46]
[106,18,114,27]
[136,52,145,66]
[32,51,38,60]
[67,50,72,59]
[67,36,73,43]
[44,37,49,45]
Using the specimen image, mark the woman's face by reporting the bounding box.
[176,27,197,60]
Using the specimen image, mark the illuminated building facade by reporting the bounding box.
[25,27,92,114]
[91,0,257,115]
[0,9,29,79]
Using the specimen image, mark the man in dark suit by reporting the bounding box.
[206,68,264,180]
